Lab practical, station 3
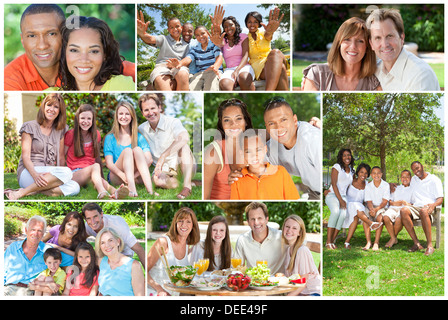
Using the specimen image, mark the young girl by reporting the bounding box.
[190,215,232,270]
[65,104,127,199]
[63,242,99,296]
[209,5,255,91]
[282,215,321,296]
[104,101,157,197]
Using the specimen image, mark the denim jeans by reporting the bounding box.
[325,192,347,230]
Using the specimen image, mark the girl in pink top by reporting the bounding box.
[65,104,126,199]
[63,242,99,296]
[209,5,255,91]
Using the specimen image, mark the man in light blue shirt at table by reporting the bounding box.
[4,215,73,296]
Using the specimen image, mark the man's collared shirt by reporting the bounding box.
[375,48,440,91]
[4,239,73,285]
[234,226,283,274]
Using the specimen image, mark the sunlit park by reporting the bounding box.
[4,92,203,200]
[292,4,444,90]
[322,93,444,296]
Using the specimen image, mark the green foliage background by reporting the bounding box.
[147,201,321,233]
[294,4,444,52]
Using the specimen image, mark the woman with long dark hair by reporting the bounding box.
[204,98,253,200]
[43,211,88,256]
[52,16,135,91]
[190,215,232,271]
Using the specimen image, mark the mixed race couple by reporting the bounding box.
[4,4,135,91]
[4,203,145,296]
[302,7,440,91]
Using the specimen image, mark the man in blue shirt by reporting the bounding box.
[4,215,73,296]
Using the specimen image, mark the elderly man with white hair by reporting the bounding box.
[4,215,73,296]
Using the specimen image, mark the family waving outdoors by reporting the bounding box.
[4,93,197,201]
[325,149,443,256]
[137,5,289,91]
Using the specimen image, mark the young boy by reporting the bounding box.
[137,11,190,91]
[230,129,300,200]
[359,166,390,250]
[167,25,223,91]
[29,248,66,296]
[383,170,413,248]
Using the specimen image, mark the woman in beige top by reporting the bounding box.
[302,17,381,91]
[6,93,80,200]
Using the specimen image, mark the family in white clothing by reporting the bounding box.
[146,203,321,296]
[325,149,443,256]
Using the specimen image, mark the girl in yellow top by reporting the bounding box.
[245,8,289,91]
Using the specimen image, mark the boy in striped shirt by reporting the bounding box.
[168,26,223,91]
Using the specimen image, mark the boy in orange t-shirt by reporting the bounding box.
[230,129,300,200]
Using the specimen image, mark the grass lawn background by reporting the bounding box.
[322,206,444,296]
[4,169,202,200]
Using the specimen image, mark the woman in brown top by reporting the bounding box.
[302,17,381,91]
[6,93,80,200]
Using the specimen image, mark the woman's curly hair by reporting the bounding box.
[59,16,124,90]
[222,16,242,46]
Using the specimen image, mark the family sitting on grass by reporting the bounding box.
[325,149,443,256]
[147,203,321,296]
[137,5,289,91]
[4,93,197,200]
[4,203,145,296]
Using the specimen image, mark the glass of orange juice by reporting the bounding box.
[194,260,204,276]
[201,258,210,272]
[231,257,242,268]
[256,260,268,266]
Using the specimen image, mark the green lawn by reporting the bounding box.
[4,170,202,200]
[322,206,444,296]
[293,59,445,89]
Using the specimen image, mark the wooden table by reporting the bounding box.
[163,283,305,296]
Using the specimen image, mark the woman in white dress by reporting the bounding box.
[325,148,355,249]
[190,215,232,271]
[146,207,200,296]
[342,163,371,249]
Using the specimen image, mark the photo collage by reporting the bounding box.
[2,3,445,300]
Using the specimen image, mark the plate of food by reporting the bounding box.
[191,278,226,291]
[249,280,278,290]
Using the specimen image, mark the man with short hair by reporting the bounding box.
[366,8,439,91]
[234,202,283,274]
[137,93,196,199]
[263,97,322,200]
[400,161,444,256]
[5,4,135,91]
[4,215,73,296]
[81,203,146,267]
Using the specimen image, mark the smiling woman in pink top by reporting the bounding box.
[209,5,255,91]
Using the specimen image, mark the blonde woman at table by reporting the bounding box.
[147,207,200,296]
[190,215,232,271]
[281,215,321,296]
